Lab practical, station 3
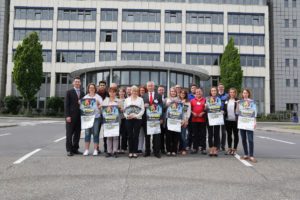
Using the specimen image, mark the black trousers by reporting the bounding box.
[219,125,226,149]
[225,120,239,149]
[120,118,128,150]
[144,124,161,155]
[166,129,179,153]
[160,125,166,152]
[207,125,220,148]
[65,117,81,152]
[192,122,207,150]
[187,118,193,148]
[126,119,142,153]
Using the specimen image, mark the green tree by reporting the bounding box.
[219,37,243,93]
[13,32,43,114]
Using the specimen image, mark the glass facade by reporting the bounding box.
[122,9,161,22]
[186,32,223,45]
[122,30,160,43]
[228,34,265,46]
[56,50,95,63]
[82,69,198,90]
[57,29,96,42]
[186,12,223,24]
[15,7,53,20]
[58,8,96,21]
[14,28,53,41]
[228,13,264,26]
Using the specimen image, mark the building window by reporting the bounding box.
[121,51,160,61]
[286,103,298,111]
[286,79,290,87]
[293,39,297,47]
[285,0,289,7]
[100,30,117,42]
[285,39,290,47]
[14,28,53,41]
[122,31,160,43]
[15,7,54,20]
[211,76,219,87]
[101,9,118,21]
[240,55,265,67]
[294,79,298,87]
[186,53,220,66]
[165,10,182,23]
[285,19,289,28]
[285,59,290,67]
[165,32,181,44]
[228,34,264,46]
[186,12,223,24]
[293,59,298,67]
[99,51,117,61]
[228,13,264,26]
[293,19,297,27]
[186,32,223,45]
[164,52,181,63]
[58,8,96,21]
[56,51,95,63]
[122,10,160,22]
[57,29,96,42]
[292,0,297,7]
[42,51,52,62]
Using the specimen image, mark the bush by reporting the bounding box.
[46,96,64,116]
[2,95,22,114]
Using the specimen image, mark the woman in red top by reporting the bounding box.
[190,88,207,154]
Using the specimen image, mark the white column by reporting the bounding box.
[95,7,101,66]
[160,9,165,61]
[117,9,122,61]
[182,9,186,64]
[50,6,58,97]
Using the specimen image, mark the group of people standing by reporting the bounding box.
[65,76,257,163]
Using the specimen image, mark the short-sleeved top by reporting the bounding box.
[83,94,103,118]
[190,97,206,123]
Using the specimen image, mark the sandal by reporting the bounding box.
[240,155,249,160]
[231,149,236,156]
[225,148,232,155]
[249,157,257,163]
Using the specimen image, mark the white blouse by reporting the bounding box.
[123,96,145,120]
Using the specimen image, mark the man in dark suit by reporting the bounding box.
[64,76,85,156]
[142,81,163,158]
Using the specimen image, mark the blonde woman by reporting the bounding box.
[124,85,145,158]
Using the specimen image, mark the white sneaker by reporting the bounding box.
[83,149,89,156]
[93,150,98,156]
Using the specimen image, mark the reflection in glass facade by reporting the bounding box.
[82,69,199,91]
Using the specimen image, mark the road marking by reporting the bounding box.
[0,133,11,137]
[13,149,41,164]
[256,136,295,145]
[234,153,253,167]
[54,136,66,143]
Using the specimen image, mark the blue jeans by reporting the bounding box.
[240,129,254,157]
[179,127,187,151]
[85,117,100,144]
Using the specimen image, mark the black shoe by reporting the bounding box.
[72,150,82,155]
[143,153,150,157]
[67,152,73,156]
[137,150,143,154]
[154,153,161,158]
[113,152,118,158]
[97,150,102,154]
[161,150,166,154]
[105,153,112,158]
[191,150,198,154]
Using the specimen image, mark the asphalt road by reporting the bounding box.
[0,120,299,200]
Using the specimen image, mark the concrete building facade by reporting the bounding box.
[6,0,269,113]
